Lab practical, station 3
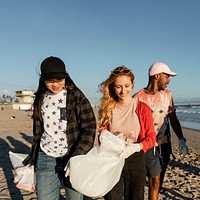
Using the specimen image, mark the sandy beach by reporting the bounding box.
[0,110,199,200]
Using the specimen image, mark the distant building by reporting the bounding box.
[0,103,13,111]
[13,90,35,110]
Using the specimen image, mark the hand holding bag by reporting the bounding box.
[68,130,125,198]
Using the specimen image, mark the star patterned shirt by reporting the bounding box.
[40,89,69,157]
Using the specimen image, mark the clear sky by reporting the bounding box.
[0,0,199,104]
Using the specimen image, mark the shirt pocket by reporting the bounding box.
[60,107,67,121]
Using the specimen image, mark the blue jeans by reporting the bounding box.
[36,151,83,200]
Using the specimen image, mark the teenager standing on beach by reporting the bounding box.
[134,62,188,200]
[98,65,156,200]
[23,56,96,200]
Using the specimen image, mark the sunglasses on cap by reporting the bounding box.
[111,67,132,76]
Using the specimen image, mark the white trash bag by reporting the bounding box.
[9,151,28,169]
[9,151,36,192]
[69,130,125,198]
[94,129,126,157]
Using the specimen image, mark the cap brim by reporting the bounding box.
[166,72,177,76]
[41,72,66,81]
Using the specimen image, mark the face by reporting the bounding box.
[114,75,134,101]
[45,78,65,94]
[157,73,170,90]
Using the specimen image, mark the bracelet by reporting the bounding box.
[179,136,186,141]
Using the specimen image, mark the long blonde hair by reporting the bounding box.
[97,66,135,130]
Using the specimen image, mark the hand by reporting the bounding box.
[178,137,188,157]
[120,143,141,159]
[64,160,70,177]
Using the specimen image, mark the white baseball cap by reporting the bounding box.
[149,62,177,76]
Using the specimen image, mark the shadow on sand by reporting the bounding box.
[1,131,199,200]
[0,132,66,200]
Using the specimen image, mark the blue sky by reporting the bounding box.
[0,0,199,104]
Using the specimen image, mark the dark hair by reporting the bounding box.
[33,73,76,121]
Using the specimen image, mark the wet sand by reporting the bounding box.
[0,110,199,199]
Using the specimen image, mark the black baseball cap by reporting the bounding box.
[40,56,67,81]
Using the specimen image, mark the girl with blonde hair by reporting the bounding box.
[98,65,156,200]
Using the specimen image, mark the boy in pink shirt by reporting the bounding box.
[134,62,188,200]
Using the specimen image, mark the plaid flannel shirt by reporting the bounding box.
[23,86,96,166]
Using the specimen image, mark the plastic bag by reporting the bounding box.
[9,151,36,192]
[9,151,28,169]
[95,130,126,157]
[69,130,125,198]
[14,165,36,192]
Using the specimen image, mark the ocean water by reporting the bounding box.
[175,105,200,131]
[93,104,200,131]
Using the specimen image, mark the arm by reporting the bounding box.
[136,101,156,152]
[119,101,156,159]
[71,90,96,156]
[168,94,185,140]
[168,111,184,139]
[23,120,43,166]
[169,111,188,156]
